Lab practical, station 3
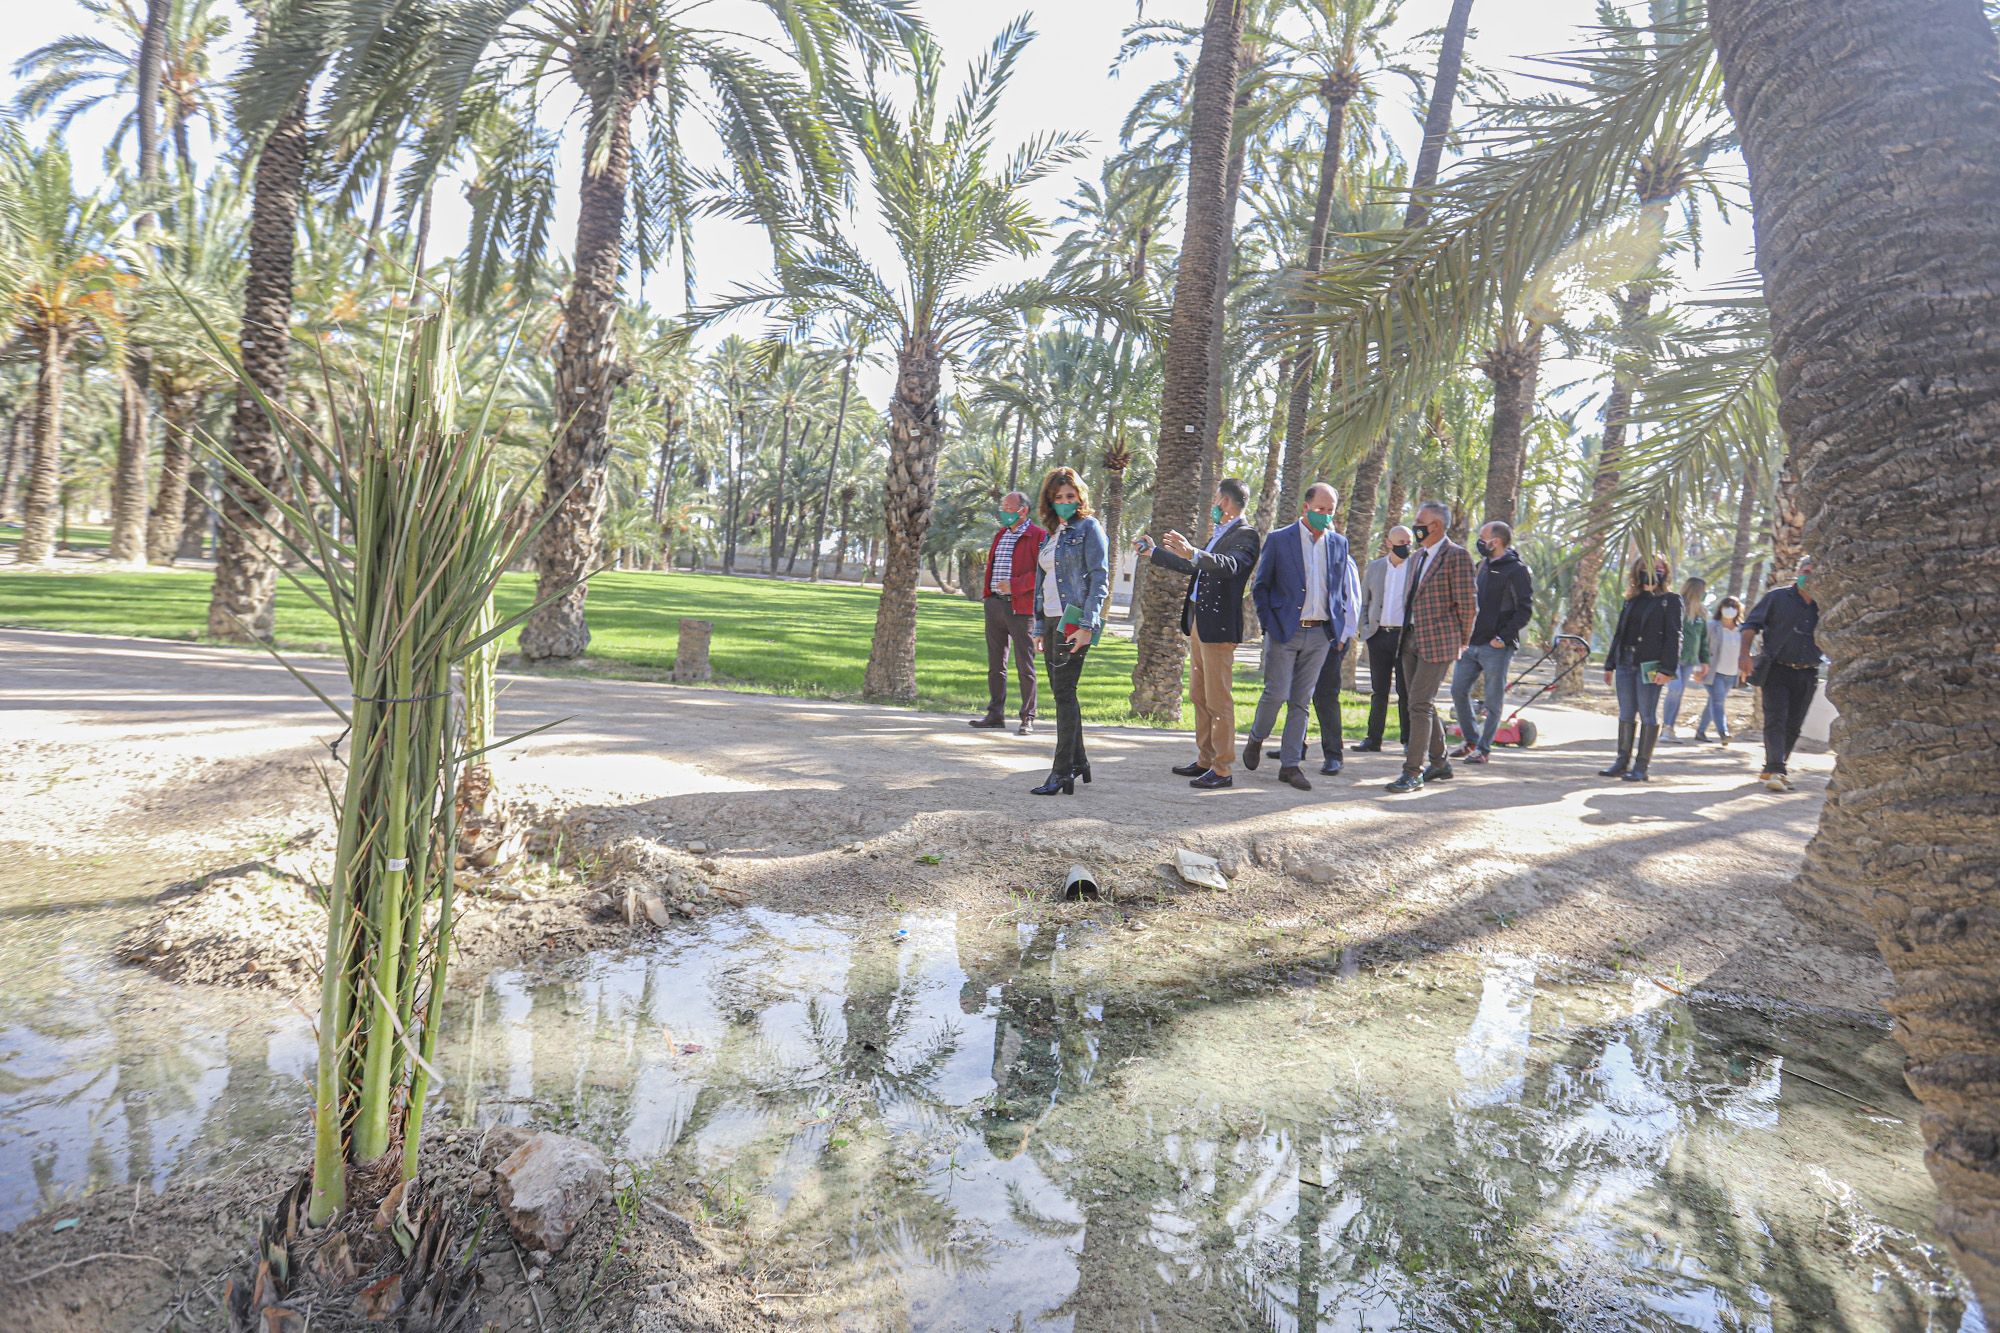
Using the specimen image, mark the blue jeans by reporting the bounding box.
[1451,644,1515,753]
[1661,661,1700,728]
[1614,663,1664,726]
[1697,672,1737,738]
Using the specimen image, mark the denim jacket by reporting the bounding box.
[1032,517,1111,643]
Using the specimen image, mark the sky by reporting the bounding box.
[2,0,1755,409]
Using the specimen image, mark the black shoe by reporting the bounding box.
[1421,762,1454,783]
[1030,771,1075,796]
[1278,766,1312,791]
[1385,773,1424,794]
[1242,737,1263,770]
[1319,757,1344,776]
[969,716,1005,729]
[1075,761,1092,785]
[1353,739,1382,753]
[1600,722,1636,778]
[1172,761,1208,777]
[1190,770,1234,790]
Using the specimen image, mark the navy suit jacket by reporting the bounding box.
[1254,522,1358,645]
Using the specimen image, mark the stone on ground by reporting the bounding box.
[493,1131,610,1254]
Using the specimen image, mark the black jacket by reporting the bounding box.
[1149,520,1262,644]
[1606,591,1685,672]
[1469,549,1534,648]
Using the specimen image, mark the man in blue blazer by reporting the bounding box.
[1244,483,1361,790]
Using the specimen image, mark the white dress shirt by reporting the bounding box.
[1039,528,1062,617]
[1191,517,1240,602]
[1300,525,1331,622]
[1381,558,1410,628]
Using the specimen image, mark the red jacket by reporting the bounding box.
[982,522,1046,616]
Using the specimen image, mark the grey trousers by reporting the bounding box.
[1247,631,1334,769]
[1400,641,1453,777]
[982,594,1038,722]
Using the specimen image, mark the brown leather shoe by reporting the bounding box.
[1278,766,1312,791]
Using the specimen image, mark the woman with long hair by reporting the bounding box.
[1028,466,1110,795]
[1599,554,1684,782]
[1695,595,1746,746]
[1661,575,1712,742]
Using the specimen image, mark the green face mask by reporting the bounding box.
[998,509,1024,528]
[1211,504,1226,525]
[1053,502,1079,520]
[1305,511,1333,532]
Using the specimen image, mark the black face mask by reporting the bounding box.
[1475,539,1492,559]
[1390,543,1411,560]
[1412,524,1431,543]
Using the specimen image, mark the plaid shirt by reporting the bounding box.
[1403,539,1480,664]
[990,524,1026,594]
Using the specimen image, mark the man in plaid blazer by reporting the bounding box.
[1387,500,1480,793]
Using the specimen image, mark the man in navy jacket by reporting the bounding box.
[1243,483,1360,791]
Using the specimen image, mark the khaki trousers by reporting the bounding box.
[1189,622,1240,775]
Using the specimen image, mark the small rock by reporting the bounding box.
[494,1131,610,1255]
[581,892,612,917]
[1174,849,1230,892]
[529,1249,553,1268]
[641,892,673,928]
[479,1125,535,1171]
[685,840,711,855]
[468,1170,494,1200]
[698,859,718,874]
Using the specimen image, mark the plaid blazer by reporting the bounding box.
[1405,539,1479,664]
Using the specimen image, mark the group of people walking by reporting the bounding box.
[970,466,1822,799]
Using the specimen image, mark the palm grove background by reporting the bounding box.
[3,0,1998,1304]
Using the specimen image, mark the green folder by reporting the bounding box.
[1060,603,1085,629]
[1639,659,1663,678]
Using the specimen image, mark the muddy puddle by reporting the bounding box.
[1,896,1984,1330]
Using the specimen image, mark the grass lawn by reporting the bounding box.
[0,564,1364,732]
[0,521,112,551]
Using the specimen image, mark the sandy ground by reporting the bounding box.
[0,626,1882,1014]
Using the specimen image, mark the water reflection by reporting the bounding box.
[0,902,1979,1331]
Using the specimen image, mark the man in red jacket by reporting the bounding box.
[971,491,1046,735]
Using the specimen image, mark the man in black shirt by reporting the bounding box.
[1739,555,1823,792]
[1450,520,1534,763]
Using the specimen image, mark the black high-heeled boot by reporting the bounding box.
[1624,724,1660,782]
[1600,722,1635,778]
[1030,770,1075,796]
[1075,760,1092,785]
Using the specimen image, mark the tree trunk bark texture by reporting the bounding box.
[863,339,943,701]
[1557,288,1650,692]
[519,68,649,661]
[1101,467,1127,596]
[1478,325,1539,527]
[1710,0,2000,1306]
[1129,0,1246,720]
[1726,455,1760,599]
[770,408,792,574]
[109,361,152,563]
[14,327,65,564]
[206,90,306,639]
[146,386,197,564]
[1200,76,1254,542]
[813,356,855,580]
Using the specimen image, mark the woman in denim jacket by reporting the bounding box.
[1028,466,1110,795]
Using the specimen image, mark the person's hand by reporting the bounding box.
[1032,634,1044,653]
[1604,671,1614,687]
[1695,665,1710,683]
[1133,535,1153,554]
[1162,530,1194,558]
[1063,624,1088,650]
[1489,637,1506,649]
[1739,655,1753,677]
[1651,671,1673,685]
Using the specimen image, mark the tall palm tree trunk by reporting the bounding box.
[1343,0,1477,535]
[1478,321,1541,526]
[1725,455,1759,598]
[1556,292,1647,691]
[769,406,793,574]
[1200,73,1254,541]
[519,71,648,660]
[1709,0,2000,1306]
[146,387,197,564]
[1130,0,1248,719]
[177,437,210,560]
[206,90,307,639]
[0,415,20,520]
[109,366,152,563]
[834,486,854,578]
[1276,81,1354,521]
[1006,410,1023,494]
[1252,371,1290,531]
[14,327,65,565]
[812,353,855,580]
[863,338,944,700]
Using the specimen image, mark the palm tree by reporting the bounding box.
[11,0,233,177]
[1129,0,1251,720]
[1706,0,2000,1307]
[425,0,905,661]
[0,135,128,566]
[704,21,1138,701]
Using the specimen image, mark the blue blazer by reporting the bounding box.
[1254,522,1359,645]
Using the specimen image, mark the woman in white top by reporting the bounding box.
[1695,596,1747,746]
[1028,466,1110,795]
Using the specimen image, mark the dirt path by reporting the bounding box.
[0,627,1881,1014]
